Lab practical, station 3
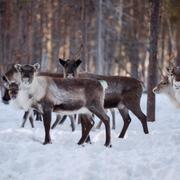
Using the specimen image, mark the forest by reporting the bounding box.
[0,0,179,75]
[0,0,180,121]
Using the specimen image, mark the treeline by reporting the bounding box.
[0,0,180,84]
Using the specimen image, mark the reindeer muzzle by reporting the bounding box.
[152,87,159,94]
[66,74,74,79]
[173,80,180,90]
[22,77,32,85]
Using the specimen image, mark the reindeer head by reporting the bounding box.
[1,74,19,103]
[1,74,11,104]
[153,76,170,94]
[8,82,19,99]
[170,66,180,90]
[0,84,10,104]
[59,59,82,78]
[14,63,40,86]
[1,65,21,104]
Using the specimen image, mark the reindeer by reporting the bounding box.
[13,63,111,146]
[56,58,149,138]
[153,75,180,108]
[153,53,180,108]
[168,66,180,105]
[1,73,39,128]
[1,67,76,131]
[51,59,116,130]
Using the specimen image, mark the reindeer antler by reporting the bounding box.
[158,64,166,78]
[74,44,83,59]
[166,53,176,65]
[165,53,176,75]
[1,73,11,85]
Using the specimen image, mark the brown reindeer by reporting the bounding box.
[58,58,149,138]
[52,59,116,130]
[13,63,111,146]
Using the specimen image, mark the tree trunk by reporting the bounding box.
[176,24,180,66]
[96,0,104,74]
[81,0,88,71]
[147,0,160,122]
[51,0,61,71]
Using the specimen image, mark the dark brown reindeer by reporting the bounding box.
[57,58,149,138]
[14,63,111,146]
[52,59,116,130]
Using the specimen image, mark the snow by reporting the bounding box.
[0,94,180,180]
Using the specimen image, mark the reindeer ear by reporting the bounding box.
[75,59,82,67]
[166,67,171,73]
[33,63,40,71]
[1,74,7,82]
[59,59,66,67]
[14,64,22,72]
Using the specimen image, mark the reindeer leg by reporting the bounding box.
[77,115,93,145]
[77,115,86,145]
[129,105,149,134]
[126,99,149,135]
[42,106,52,145]
[96,120,102,129]
[59,115,67,124]
[111,109,116,129]
[89,106,111,147]
[21,111,29,128]
[85,117,94,143]
[69,115,75,132]
[51,114,61,129]
[77,115,81,124]
[118,107,131,138]
[29,115,34,128]
[34,110,42,121]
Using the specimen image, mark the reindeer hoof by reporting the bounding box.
[85,136,91,144]
[43,140,52,145]
[104,143,112,148]
[118,135,124,138]
[77,139,83,145]
[105,144,112,148]
[77,143,85,147]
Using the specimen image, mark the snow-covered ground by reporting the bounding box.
[0,94,180,180]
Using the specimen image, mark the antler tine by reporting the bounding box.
[158,64,165,78]
[74,44,83,59]
[2,73,11,84]
[69,49,74,59]
[167,53,176,65]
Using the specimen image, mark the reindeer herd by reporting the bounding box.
[1,56,180,147]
